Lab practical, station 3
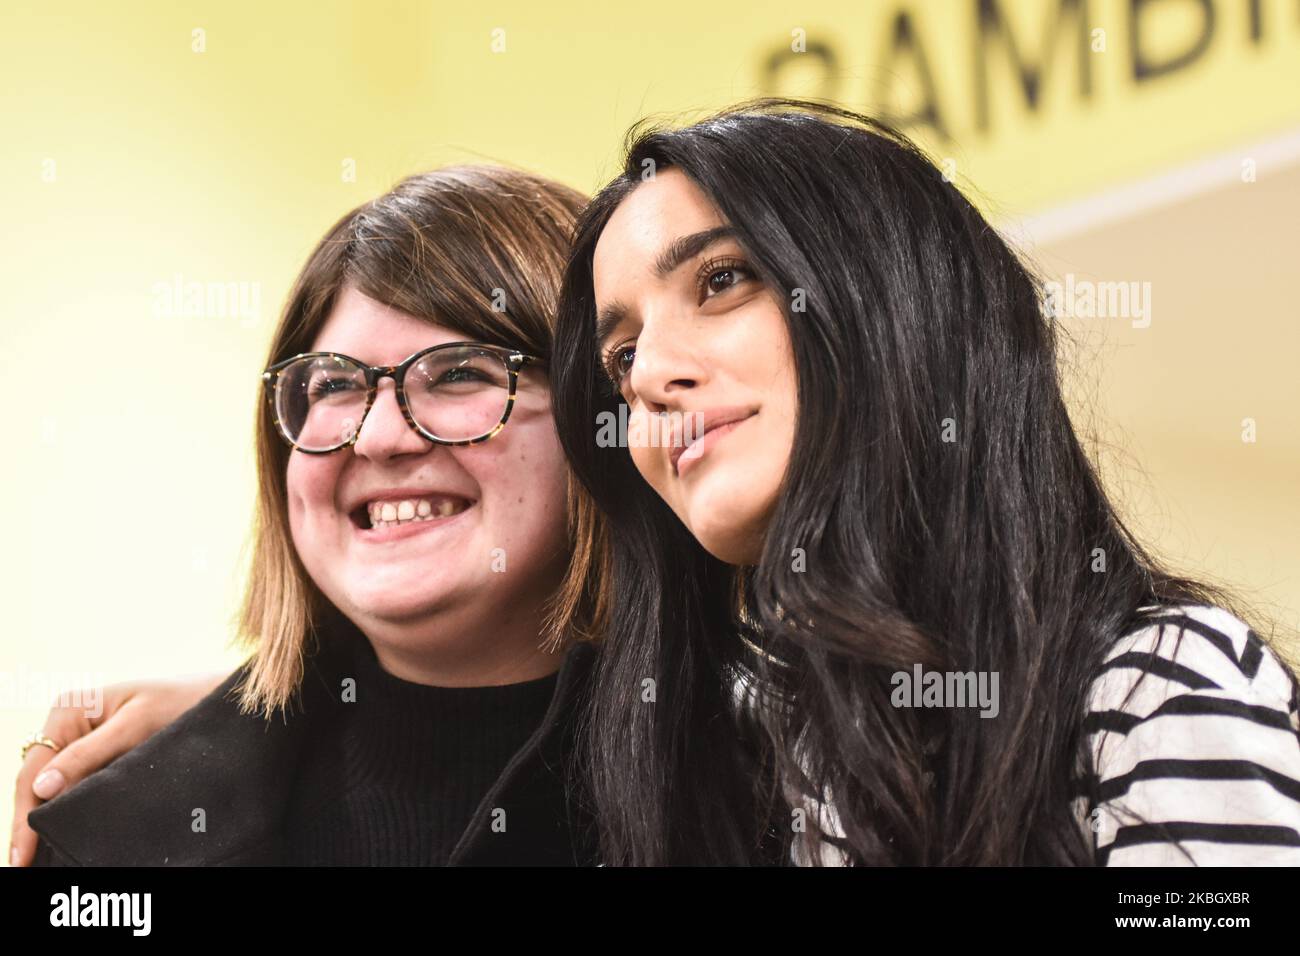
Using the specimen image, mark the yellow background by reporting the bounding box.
[3,0,1298,848]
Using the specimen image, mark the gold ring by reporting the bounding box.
[20,732,61,760]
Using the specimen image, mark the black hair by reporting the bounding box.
[551,98,1287,865]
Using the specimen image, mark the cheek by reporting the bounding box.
[625,405,668,483]
[459,423,570,555]
[627,438,658,490]
[756,371,797,480]
[626,414,686,529]
[285,454,345,539]
[749,309,799,488]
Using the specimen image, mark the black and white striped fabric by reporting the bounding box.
[785,603,1300,865]
[1079,603,1300,865]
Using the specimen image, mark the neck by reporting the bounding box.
[344,591,563,688]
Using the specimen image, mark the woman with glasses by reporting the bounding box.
[19,165,618,866]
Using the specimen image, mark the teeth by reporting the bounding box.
[365,496,468,529]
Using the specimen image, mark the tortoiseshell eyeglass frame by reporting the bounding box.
[261,342,543,454]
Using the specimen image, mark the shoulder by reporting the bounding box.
[1082,603,1300,865]
[1091,604,1298,711]
[27,656,324,866]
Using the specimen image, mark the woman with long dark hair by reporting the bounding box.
[551,98,1300,865]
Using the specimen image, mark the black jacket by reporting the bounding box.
[28,624,600,866]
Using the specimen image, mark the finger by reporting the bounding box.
[8,686,138,868]
[10,744,58,867]
[10,700,144,867]
[10,700,93,866]
[32,705,150,801]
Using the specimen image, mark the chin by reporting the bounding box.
[686,514,764,566]
[682,487,773,567]
[693,538,744,566]
[348,594,448,626]
[342,577,465,624]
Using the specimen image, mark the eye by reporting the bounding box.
[307,374,362,401]
[698,256,754,301]
[600,342,636,394]
[434,366,492,386]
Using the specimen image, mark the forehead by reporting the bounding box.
[592,168,725,289]
[309,285,461,361]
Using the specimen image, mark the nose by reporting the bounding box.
[351,379,432,460]
[626,309,706,410]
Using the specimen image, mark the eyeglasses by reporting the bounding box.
[261,342,542,453]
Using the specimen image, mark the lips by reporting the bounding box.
[669,409,755,475]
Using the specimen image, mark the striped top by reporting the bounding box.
[786,603,1300,865]
[1077,603,1300,865]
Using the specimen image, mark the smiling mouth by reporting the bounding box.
[671,413,755,475]
[349,495,474,531]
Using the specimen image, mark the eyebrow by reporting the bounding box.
[653,225,736,279]
[594,226,738,346]
[594,301,629,348]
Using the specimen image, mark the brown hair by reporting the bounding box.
[233,165,610,718]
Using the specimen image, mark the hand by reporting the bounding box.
[9,672,225,866]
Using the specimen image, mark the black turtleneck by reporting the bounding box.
[283,629,560,866]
